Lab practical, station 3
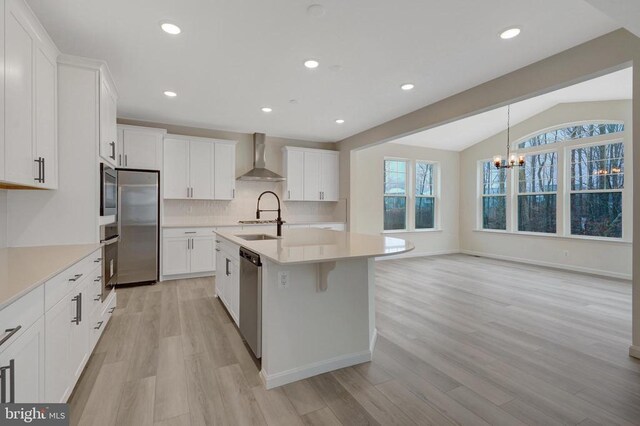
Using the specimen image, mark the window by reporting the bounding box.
[518,152,557,233]
[518,123,624,149]
[384,159,407,230]
[481,161,507,230]
[415,162,435,229]
[570,142,624,237]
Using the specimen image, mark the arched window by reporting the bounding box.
[517,122,624,149]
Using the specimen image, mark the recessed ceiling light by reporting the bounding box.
[335,119,345,124]
[500,27,521,40]
[307,4,326,18]
[304,59,320,69]
[401,83,415,91]
[164,91,177,97]
[160,22,181,35]
[261,107,273,113]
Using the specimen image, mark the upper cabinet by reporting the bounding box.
[163,135,236,200]
[1,0,59,189]
[117,125,166,170]
[283,147,339,202]
[98,72,118,167]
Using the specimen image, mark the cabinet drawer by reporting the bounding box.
[85,267,103,320]
[0,286,44,353]
[163,227,217,238]
[90,290,116,351]
[45,250,102,312]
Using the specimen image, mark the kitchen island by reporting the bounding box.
[215,228,413,388]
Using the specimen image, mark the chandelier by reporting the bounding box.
[493,105,524,169]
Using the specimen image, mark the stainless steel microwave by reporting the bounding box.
[100,163,118,216]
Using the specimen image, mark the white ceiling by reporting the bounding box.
[583,0,640,37]
[27,0,619,142]
[392,68,632,151]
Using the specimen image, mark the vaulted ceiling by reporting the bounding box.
[27,0,621,142]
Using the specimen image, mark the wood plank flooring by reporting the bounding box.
[68,254,639,425]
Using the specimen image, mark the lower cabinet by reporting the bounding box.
[162,228,217,277]
[0,317,45,403]
[215,238,240,326]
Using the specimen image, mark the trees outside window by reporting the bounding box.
[481,161,507,230]
[415,162,436,229]
[518,152,557,233]
[384,159,407,230]
[570,142,623,237]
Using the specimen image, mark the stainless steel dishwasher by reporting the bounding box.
[239,247,262,358]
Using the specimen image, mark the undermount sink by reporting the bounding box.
[237,234,279,241]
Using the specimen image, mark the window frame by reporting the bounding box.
[383,158,409,232]
[478,159,508,231]
[383,158,440,233]
[476,121,629,242]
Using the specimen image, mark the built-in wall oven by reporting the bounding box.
[100,223,119,301]
[100,163,117,216]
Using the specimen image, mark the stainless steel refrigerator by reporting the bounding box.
[117,170,159,284]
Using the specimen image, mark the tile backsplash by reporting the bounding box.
[163,181,346,226]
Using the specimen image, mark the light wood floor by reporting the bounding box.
[68,254,639,426]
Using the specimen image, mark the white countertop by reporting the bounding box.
[162,221,345,229]
[0,244,102,308]
[216,229,414,265]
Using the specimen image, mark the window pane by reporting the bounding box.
[415,197,435,229]
[518,194,556,233]
[518,123,624,149]
[482,162,506,195]
[571,142,624,190]
[570,193,622,238]
[518,152,557,193]
[482,196,506,230]
[384,196,406,230]
[416,162,434,196]
[384,160,407,195]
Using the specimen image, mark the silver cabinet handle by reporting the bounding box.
[69,273,83,282]
[118,154,122,166]
[184,231,197,234]
[94,321,104,330]
[215,248,221,252]
[0,359,15,403]
[125,154,128,167]
[288,190,291,199]
[110,141,116,160]
[42,157,46,183]
[0,326,22,348]
[215,240,221,243]
[232,189,235,198]
[226,258,230,276]
[94,294,101,301]
[72,293,82,325]
[94,276,102,282]
[94,257,102,263]
[109,307,116,314]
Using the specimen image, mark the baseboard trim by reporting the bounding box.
[630,345,640,359]
[261,349,373,389]
[160,271,215,282]
[376,249,459,261]
[460,250,631,280]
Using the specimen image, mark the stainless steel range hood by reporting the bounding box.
[237,133,286,182]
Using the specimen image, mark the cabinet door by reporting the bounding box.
[163,238,190,275]
[284,149,304,200]
[320,152,339,201]
[122,128,163,170]
[34,44,57,189]
[190,236,216,273]
[4,0,35,185]
[303,151,321,201]
[99,75,117,166]
[214,143,236,200]
[44,293,73,402]
[163,138,190,199]
[0,317,44,403]
[215,247,226,302]
[69,282,90,385]
[189,140,215,200]
[229,258,240,326]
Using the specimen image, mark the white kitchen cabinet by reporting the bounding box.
[0,317,45,403]
[283,147,339,202]
[99,72,118,166]
[283,148,304,200]
[163,135,236,200]
[162,227,218,277]
[191,236,217,273]
[2,0,59,189]
[163,138,190,199]
[189,140,215,199]
[162,237,191,275]
[117,125,166,170]
[216,238,239,326]
[214,142,236,200]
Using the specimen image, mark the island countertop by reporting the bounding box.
[215,229,414,265]
[0,243,102,309]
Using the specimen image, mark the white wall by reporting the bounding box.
[460,100,633,279]
[0,191,7,248]
[352,143,460,257]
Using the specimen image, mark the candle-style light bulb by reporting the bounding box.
[518,154,525,166]
[493,155,502,168]
[509,154,516,165]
